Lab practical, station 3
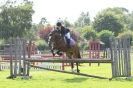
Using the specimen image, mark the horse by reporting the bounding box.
[48,29,81,73]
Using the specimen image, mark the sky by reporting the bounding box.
[32,0,133,24]
[1,0,133,24]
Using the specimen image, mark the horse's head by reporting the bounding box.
[48,29,61,43]
[48,29,65,49]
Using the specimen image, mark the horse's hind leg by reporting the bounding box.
[71,62,74,72]
[71,62,80,73]
[76,63,80,73]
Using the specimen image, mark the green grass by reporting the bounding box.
[0,63,133,88]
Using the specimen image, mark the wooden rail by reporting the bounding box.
[30,65,108,79]
[26,58,112,63]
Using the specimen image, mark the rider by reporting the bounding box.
[56,20,71,48]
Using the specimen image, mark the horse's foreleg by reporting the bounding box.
[56,50,63,56]
[76,63,80,73]
[51,49,55,56]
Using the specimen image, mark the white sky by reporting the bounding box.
[31,0,133,24]
[0,0,133,24]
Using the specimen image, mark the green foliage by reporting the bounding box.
[75,11,90,27]
[35,39,49,50]
[39,17,47,25]
[79,42,88,50]
[118,30,133,38]
[92,7,127,36]
[98,30,114,48]
[127,11,133,30]
[0,1,34,39]
[80,26,97,40]
[0,39,5,45]
[0,39,5,50]
[24,24,39,40]
[117,30,133,45]
[102,7,129,26]
[64,19,72,27]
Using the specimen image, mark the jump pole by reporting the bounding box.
[30,65,108,79]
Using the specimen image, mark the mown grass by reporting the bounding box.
[0,63,133,88]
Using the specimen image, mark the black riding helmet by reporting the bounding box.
[56,22,62,26]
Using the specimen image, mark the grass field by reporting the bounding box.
[0,63,133,88]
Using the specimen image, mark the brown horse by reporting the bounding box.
[48,29,81,73]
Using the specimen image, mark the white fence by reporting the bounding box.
[0,62,10,70]
[0,62,63,71]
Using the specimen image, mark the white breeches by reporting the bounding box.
[65,32,71,39]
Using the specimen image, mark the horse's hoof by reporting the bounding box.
[77,70,80,73]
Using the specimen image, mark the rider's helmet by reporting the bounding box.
[56,18,63,27]
[56,22,62,26]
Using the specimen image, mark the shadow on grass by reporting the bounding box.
[63,77,88,83]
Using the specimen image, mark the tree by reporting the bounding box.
[80,26,97,40]
[127,11,133,30]
[92,7,128,36]
[98,30,114,48]
[0,0,34,39]
[39,17,47,25]
[117,30,133,39]
[38,25,53,41]
[35,39,49,50]
[75,11,90,27]
[117,30,133,45]
[24,24,38,40]
[63,18,71,27]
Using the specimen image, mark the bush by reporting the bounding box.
[117,30,133,45]
[98,30,114,48]
[80,26,97,40]
[35,39,49,51]
[117,30,133,39]
[38,25,53,41]
[79,42,89,50]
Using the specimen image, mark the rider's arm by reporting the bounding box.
[65,32,71,39]
[65,28,71,39]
